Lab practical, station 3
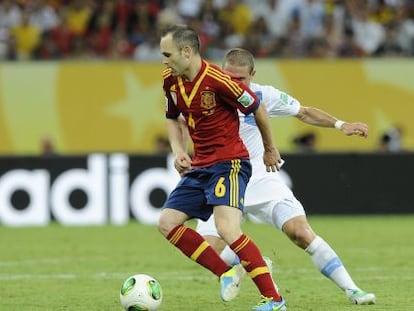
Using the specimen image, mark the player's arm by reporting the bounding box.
[178,116,191,151]
[166,118,186,155]
[163,75,192,175]
[224,79,282,171]
[296,106,368,138]
[166,118,192,176]
[253,103,282,172]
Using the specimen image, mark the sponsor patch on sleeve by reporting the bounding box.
[280,92,288,105]
[237,90,255,107]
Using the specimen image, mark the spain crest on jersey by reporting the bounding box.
[200,91,216,110]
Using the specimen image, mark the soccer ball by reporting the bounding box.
[120,274,163,311]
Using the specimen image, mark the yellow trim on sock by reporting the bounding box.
[169,225,186,245]
[248,266,269,279]
[191,241,209,261]
[233,236,250,253]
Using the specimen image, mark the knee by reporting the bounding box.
[292,231,313,249]
[157,215,177,238]
[284,222,315,249]
[216,223,241,245]
[215,224,230,241]
[205,235,227,254]
[157,209,188,237]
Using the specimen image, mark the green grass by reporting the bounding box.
[1,215,413,310]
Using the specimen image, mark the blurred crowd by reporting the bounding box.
[1,0,414,61]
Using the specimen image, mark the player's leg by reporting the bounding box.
[196,217,250,298]
[274,198,376,305]
[196,217,277,296]
[196,217,240,265]
[214,205,286,310]
[205,159,285,309]
[197,216,274,280]
[282,214,360,289]
[158,180,231,282]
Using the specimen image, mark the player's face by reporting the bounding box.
[223,63,254,87]
[160,34,189,76]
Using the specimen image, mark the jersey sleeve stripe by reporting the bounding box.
[208,67,242,94]
[207,71,241,97]
[207,68,243,97]
[162,68,172,79]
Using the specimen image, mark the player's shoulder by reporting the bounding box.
[251,82,283,99]
[251,82,280,93]
[207,62,232,80]
[208,62,224,74]
[206,62,243,92]
[162,68,174,81]
[162,68,176,89]
[162,68,172,79]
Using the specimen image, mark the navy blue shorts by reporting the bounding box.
[163,159,252,221]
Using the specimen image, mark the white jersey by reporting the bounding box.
[196,82,306,234]
[240,82,301,206]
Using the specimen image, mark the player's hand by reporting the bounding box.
[340,122,368,138]
[174,152,192,177]
[263,147,282,172]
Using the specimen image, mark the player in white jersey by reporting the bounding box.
[195,48,376,306]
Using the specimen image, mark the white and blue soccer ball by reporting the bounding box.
[120,274,163,311]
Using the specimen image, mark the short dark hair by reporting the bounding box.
[161,24,200,53]
[223,48,255,73]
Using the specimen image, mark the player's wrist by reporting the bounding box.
[334,120,345,130]
[264,147,278,156]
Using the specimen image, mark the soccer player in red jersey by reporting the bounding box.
[157,24,287,311]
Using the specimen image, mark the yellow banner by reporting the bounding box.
[0,60,413,154]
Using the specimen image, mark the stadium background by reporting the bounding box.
[0,59,414,154]
[1,1,414,310]
[1,0,413,224]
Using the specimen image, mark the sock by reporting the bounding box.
[305,236,358,290]
[230,234,282,301]
[167,224,229,277]
[220,245,239,265]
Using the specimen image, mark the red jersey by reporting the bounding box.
[164,60,260,168]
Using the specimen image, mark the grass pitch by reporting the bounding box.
[1,215,413,310]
